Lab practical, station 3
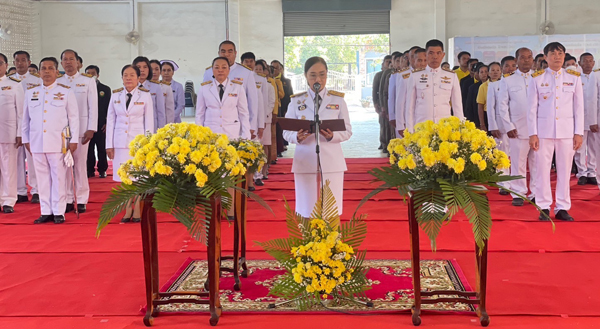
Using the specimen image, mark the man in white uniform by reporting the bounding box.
[11,50,42,204]
[389,46,420,136]
[405,39,464,132]
[0,53,25,213]
[23,57,79,224]
[497,48,536,206]
[57,49,97,214]
[204,41,259,139]
[573,53,599,185]
[528,42,584,221]
[395,47,427,136]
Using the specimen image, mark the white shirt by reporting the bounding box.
[394,68,413,131]
[106,86,154,149]
[581,71,599,129]
[57,72,98,137]
[486,79,502,132]
[497,69,532,139]
[12,71,42,92]
[0,75,25,143]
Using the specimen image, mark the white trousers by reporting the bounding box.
[33,152,68,216]
[16,145,37,195]
[574,130,598,178]
[495,133,510,188]
[294,172,344,218]
[535,138,575,212]
[0,143,18,206]
[66,139,90,204]
[508,138,536,199]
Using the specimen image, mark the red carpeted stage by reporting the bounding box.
[1,158,599,328]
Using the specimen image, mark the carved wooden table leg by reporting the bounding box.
[149,201,160,318]
[239,179,248,278]
[477,240,490,327]
[208,196,223,326]
[408,197,422,326]
[141,199,156,327]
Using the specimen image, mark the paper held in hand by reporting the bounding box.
[278,118,346,134]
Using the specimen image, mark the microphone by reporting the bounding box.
[313,82,321,93]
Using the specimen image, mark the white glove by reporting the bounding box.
[64,150,74,167]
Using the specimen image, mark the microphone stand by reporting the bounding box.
[312,83,324,209]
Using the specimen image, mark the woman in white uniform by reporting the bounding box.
[195,56,251,219]
[106,65,154,223]
[283,57,352,218]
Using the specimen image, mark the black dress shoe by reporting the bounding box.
[539,209,551,221]
[65,203,74,213]
[121,216,131,223]
[378,144,383,150]
[88,172,95,178]
[34,215,54,224]
[53,215,65,224]
[587,177,598,185]
[512,198,524,206]
[3,206,14,213]
[263,174,269,180]
[270,160,277,165]
[17,195,28,203]
[555,210,574,221]
[255,179,264,186]
[30,194,39,204]
[530,197,536,205]
[499,189,509,195]
[99,172,107,178]
[277,153,283,157]
[77,204,86,213]
[577,176,588,185]
[248,186,256,192]
[131,217,141,223]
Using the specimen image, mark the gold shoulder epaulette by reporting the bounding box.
[503,72,515,78]
[290,91,307,98]
[567,69,581,77]
[81,73,93,78]
[239,63,252,71]
[412,68,425,73]
[27,84,39,90]
[399,68,410,73]
[258,73,266,78]
[139,87,149,92]
[149,79,160,84]
[113,87,124,93]
[594,68,600,72]
[232,80,243,85]
[161,80,171,86]
[201,80,213,86]
[442,68,455,73]
[58,73,64,78]
[531,70,544,78]
[32,72,40,78]
[7,72,15,77]
[205,66,211,70]
[9,76,21,83]
[57,83,70,89]
[327,90,345,98]
[402,72,411,79]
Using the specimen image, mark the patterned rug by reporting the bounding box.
[157,259,474,314]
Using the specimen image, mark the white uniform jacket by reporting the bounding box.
[394,68,413,131]
[283,88,352,174]
[159,81,175,124]
[57,72,98,137]
[497,69,532,139]
[264,77,276,124]
[405,66,464,132]
[528,68,584,138]
[0,76,25,143]
[22,82,79,153]
[106,86,155,149]
[10,72,42,92]
[486,80,503,132]
[141,80,166,131]
[195,78,251,140]
[581,71,599,129]
[204,63,259,131]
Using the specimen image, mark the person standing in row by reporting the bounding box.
[271,60,291,158]
[455,51,471,81]
[150,60,175,124]
[160,60,185,123]
[23,57,79,224]
[405,39,464,132]
[106,65,154,223]
[395,48,427,136]
[497,48,535,207]
[12,50,41,204]
[528,42,584,221]
[465,63,486,127]
[255,60,276,180]
[373,55,391,149]
[57,49,98,214]
[477,62,500,132]
[133,56,165,132]
[0,53,24,213]
[84,65,111,179]
[389,46,420,137]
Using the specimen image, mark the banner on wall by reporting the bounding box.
[448,34,600,68]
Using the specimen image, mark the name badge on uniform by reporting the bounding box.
[228,93,238,97]
[326,104,339,110]
[31,91,39,101]
[134,102,144,105]
[299,104,307,111]
[114,100,121,104]
[1,86,11,90]
[54,92,65,100]
[163,93,167,96]
[76,84,86,87]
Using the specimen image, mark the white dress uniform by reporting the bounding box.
[0,75,24,207]
[497,69,536,199]
[22,82,79,216]
[195,78,251,140]
[528,68,584,213]
[106,86,154,182]
[405,65,464,132]
[11,72,41,197]
[261,76,277,146]
[573,71,599,179]
[486,79,511,189]
[387,70,398,135]
[254,73,266,134]
[283,88,352,217]
[170,80,185,123]
[57,72,98,206]
[141,79,166,132]
[394,68,413,134]
[204,63,259,132]
[159,80,175,123]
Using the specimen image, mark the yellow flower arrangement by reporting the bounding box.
[229,139,267,173]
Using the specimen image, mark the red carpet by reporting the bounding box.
[1,158,600,328]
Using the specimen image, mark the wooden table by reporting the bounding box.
[408,195,490,327]
[140,194,223,326]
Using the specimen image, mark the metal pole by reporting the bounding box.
[225,0,229,40]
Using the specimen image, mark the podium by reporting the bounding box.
[408,194,490,327]
[140,194,223,326]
